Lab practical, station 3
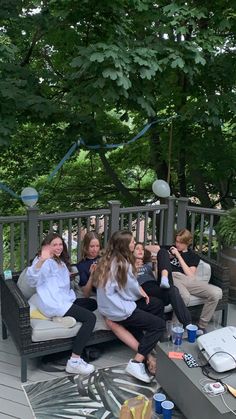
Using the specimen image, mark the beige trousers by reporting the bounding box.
[173,272,222,328]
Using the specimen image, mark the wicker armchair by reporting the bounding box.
[0,273,116,382]
[0,258,230,382]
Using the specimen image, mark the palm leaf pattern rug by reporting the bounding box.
[23,364,161,419]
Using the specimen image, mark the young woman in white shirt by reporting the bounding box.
[26,232,97,375]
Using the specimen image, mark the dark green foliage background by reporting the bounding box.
[0,0,235,214]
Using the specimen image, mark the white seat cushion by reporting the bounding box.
[30,309,109,342]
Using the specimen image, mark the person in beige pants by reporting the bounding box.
[156,229,222,333]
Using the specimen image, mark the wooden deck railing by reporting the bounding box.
[0,197,225,273]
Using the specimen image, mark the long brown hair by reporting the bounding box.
[134,241,152,264]
[93,230,136,289]
[39,232,70,269]
[80,231,101,260]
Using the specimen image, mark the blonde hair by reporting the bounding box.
[93,230,136,289]
[175,229,193,247]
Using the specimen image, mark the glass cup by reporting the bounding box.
[166,320,173,347]
[171,324,184,348]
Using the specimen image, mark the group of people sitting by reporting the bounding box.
[25,228,222,383]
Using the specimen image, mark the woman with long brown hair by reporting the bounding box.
[26,232,97,375]
[93,230,165,383]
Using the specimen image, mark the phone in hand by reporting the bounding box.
[168,249,175,259]
[70,272,78,278]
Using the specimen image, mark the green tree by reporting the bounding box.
[0,0,235,213]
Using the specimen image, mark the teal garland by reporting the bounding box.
[0,116,176,200]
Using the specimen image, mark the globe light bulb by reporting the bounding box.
[21,187,38,207]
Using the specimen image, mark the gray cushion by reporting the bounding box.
[17,268,36,299]
[195,260,211,282]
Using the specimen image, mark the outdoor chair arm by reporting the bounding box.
[0,275,32,350]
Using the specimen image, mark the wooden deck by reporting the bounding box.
[0,322,133,419]
[0,304,235,419]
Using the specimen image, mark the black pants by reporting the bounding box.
[64,298,97,356]
[141,282,191,327]
[118,297,166,357]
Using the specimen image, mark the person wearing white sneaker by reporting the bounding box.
[66,357,95,375]
[26,232,97,375]
[93,230,166,383]
[126,359,151,383]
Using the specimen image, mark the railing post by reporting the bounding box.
[27,207,39,264]
[164,196,176,245]
[108,200,121,238]
[177,197,189,231]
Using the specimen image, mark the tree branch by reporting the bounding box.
[20,28,44,67]
[98,149,142,206]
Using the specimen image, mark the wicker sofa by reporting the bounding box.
[0,256,230,382]
[0,272,116,382]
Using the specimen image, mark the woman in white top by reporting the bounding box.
[26,232,97,375]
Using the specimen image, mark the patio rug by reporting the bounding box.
[22,364,185,419]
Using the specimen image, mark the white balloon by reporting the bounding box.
[152,179,170,198]
[21,187,38,207]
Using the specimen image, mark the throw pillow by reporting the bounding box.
[195,260,211,282]
[17,268,36,299]
[28,294,49,320]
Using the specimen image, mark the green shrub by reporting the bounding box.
[216,208,236,247]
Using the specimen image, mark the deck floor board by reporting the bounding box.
[0,304,235,419]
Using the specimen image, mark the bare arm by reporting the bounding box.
[81,276,93,297]
[170,246,197,277]
[81,262,97,297]
[139,286,150,304]
[145,244,160,254]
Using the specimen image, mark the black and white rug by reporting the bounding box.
[23,364,160,419]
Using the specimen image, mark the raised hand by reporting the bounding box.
[40,244,52,261]
[169,246,179,257]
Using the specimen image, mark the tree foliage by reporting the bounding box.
[0,0,235,214]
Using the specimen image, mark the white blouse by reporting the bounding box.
[26,257,76,317]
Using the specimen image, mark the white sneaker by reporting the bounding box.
[125,360,151,383]
[52,316,76,328]
[66,358,95,375]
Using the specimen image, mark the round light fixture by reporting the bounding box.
[21,187,39,207]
